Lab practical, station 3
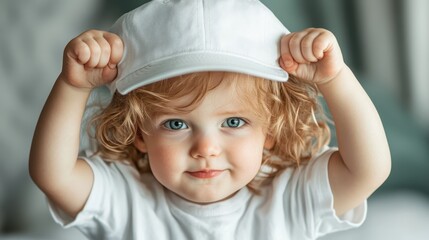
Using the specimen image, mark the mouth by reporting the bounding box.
[186,169,224,179]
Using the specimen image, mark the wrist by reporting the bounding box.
[57,74,93,95]
[316,64,350,88]
[316,65,360,101]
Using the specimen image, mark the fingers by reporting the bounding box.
[103,32,124,69]
[302,30,323,62]
[82,37,104,68]
[280,28,335,67]
[279,28,344,83]
[66,30,123,69]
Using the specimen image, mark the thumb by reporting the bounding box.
[279,55,298,75]
[101,64,118,83]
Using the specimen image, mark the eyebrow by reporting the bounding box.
[215,108,249,117]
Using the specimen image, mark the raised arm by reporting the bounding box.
[279,28,391,215]
[29,30,123,217]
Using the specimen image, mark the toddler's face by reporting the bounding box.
[134,80,273,204]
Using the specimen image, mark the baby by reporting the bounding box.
[29,0,391,239]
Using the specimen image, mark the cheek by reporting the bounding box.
[227,136,265,169]
[145,140,184,182]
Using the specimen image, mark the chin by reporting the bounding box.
[183,190,237,205]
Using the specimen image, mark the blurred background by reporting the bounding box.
[0,0,428,239]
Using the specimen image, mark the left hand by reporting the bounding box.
[279,28,345,85]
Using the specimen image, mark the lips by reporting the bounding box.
[186,170,224,179]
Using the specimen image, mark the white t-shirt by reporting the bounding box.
[49,148,366,240]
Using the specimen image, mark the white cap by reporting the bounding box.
[109,0,290,94]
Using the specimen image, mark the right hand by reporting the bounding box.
[60,30,124,90]
[279,28,345,85]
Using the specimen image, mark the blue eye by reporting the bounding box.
[163,119,188,130]
[222,117,245,128]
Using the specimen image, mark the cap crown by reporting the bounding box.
[110,0,289,94]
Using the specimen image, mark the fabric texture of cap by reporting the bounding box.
[109,0,290,94]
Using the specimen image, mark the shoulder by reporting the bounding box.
[49,150,167,236]
[274,146,337,185]
[260,147,366,237]
[256,146,337,212]
[80,150,163,196]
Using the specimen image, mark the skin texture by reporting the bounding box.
[29,28,390,218]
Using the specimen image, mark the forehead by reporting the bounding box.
[139,71,270,118]
[175,73,260,102]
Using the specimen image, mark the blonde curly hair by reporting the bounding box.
[90,71,330,189]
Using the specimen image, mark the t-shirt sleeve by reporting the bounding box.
[48,152,134,239]
[277,147,367,239]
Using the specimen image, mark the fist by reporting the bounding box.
[60,30,124,89]
[279,28,345,84]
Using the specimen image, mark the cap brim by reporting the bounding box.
[110,52,289,95]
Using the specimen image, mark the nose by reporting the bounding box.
[190,133,221,160]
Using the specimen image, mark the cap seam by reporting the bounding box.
[125,51,283,72]
[200,0,206,49]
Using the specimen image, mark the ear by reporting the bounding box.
[134,133,148,153]
[264,135,275,150]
